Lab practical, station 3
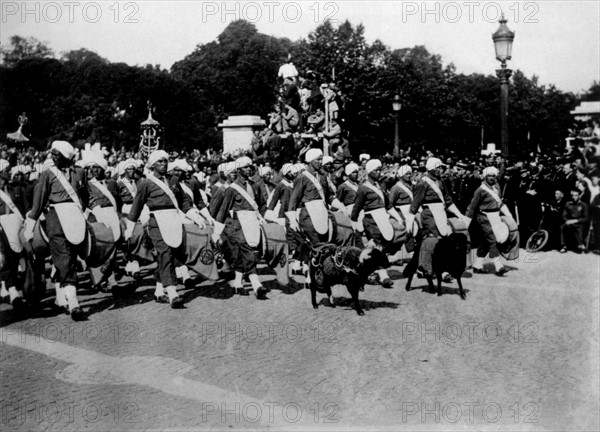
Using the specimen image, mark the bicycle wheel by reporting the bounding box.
[526,229,549,252]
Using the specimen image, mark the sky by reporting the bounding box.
[1,1,599,94]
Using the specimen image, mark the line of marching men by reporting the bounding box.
[0,140,519,321]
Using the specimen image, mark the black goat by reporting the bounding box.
[308,244,390,316]
[404,233,469,299]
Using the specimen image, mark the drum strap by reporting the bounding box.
[364,181,385,206]
[480,183,503,206]
[119,178,137,198]
[303,171,325,202]
[89,178,117,209]
[229,182,261,219]
[423,176,445,204]
[397,181,413,201]
[344,180,358,192]
[148,174,179,210]
[0,189,23,220]
[48,167,82,210]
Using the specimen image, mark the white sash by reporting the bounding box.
[89,178,117,209]
[0,190,24,220]
[364,181,385,205]
[147,175,183,248]
[397,182,414,201]
[485,211,509,244]
[181,182,194,200]
[0,213,23,253]
[147,174,180,210]
[229,182,262,247]
[480,183,503,206]
[366,208,394,241]
[423,176,445,203]
[48,168,86,245]
[303,171,325,201]
[119,178,137,199]
[344,180,358,192]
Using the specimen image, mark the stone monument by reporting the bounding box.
[218,115,266,154]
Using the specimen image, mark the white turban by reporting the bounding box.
[281,163,294,176]
[425,157,445,171]
[258,166,271,177]
[51,140,76,159]
[305,148,323,163]
[217,163,225,174]
[359,153,371,162]
[224,162,237,176]
[173,159,193,172]
[483,166,499,177]
[146,150,169,169]
[322,155,334,165]
[398,165,412,177]
[87,153,108,171]
[0,159,10,172]
[119,158,138,176]
[10,165,28,179]
[365,159,382,174]
[294,163,305,173]
[236,156,253,169]
[345,163,359,175]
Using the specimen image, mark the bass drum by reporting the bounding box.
[499,215,520,260]
[261,222,289,286]
[181,224,219,281]
[83,222,116,268]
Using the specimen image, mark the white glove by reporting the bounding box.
[23,218,36,242]
[212,221,225,244]
[199,207,215,226]
[264,209,277,223]
[124,219,136,241]
[186,209,205,229]
[285,211,300,232]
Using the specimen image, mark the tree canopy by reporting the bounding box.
[0,22,590,157]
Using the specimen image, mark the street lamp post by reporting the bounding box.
[492,12,515,156]
[392,94,402,158]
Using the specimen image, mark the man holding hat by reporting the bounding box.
[350,159,403,287]
[124,150,192,308]
[24,141,88,320]
[214,156,267,299]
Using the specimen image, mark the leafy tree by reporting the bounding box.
[0,36,54,66]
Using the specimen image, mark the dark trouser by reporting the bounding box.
[475,214,500,258]
[286,220,306,260]
[420,207,443,238]
[147,216,181,286]
[223,218,258,274]
[561,223,584,248]
[298,208,329,261]
[45,209,81,286]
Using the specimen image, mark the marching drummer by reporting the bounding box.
[24,141,88,321]
[0,159,29,311]
[466,166,515,276]
[350,159,403,288]
[86,153,122,292]
[124,150,193,309]
[213,156,267,299]
[287,149,344,267]
[408,157,469,279]
[116,158,143,277]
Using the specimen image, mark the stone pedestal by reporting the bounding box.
[218,115,266,154]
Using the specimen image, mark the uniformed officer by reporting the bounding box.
[24,141,88,321]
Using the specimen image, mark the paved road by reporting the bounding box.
[1,249,599,431]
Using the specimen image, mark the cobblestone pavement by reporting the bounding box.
[1,249,599,431]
